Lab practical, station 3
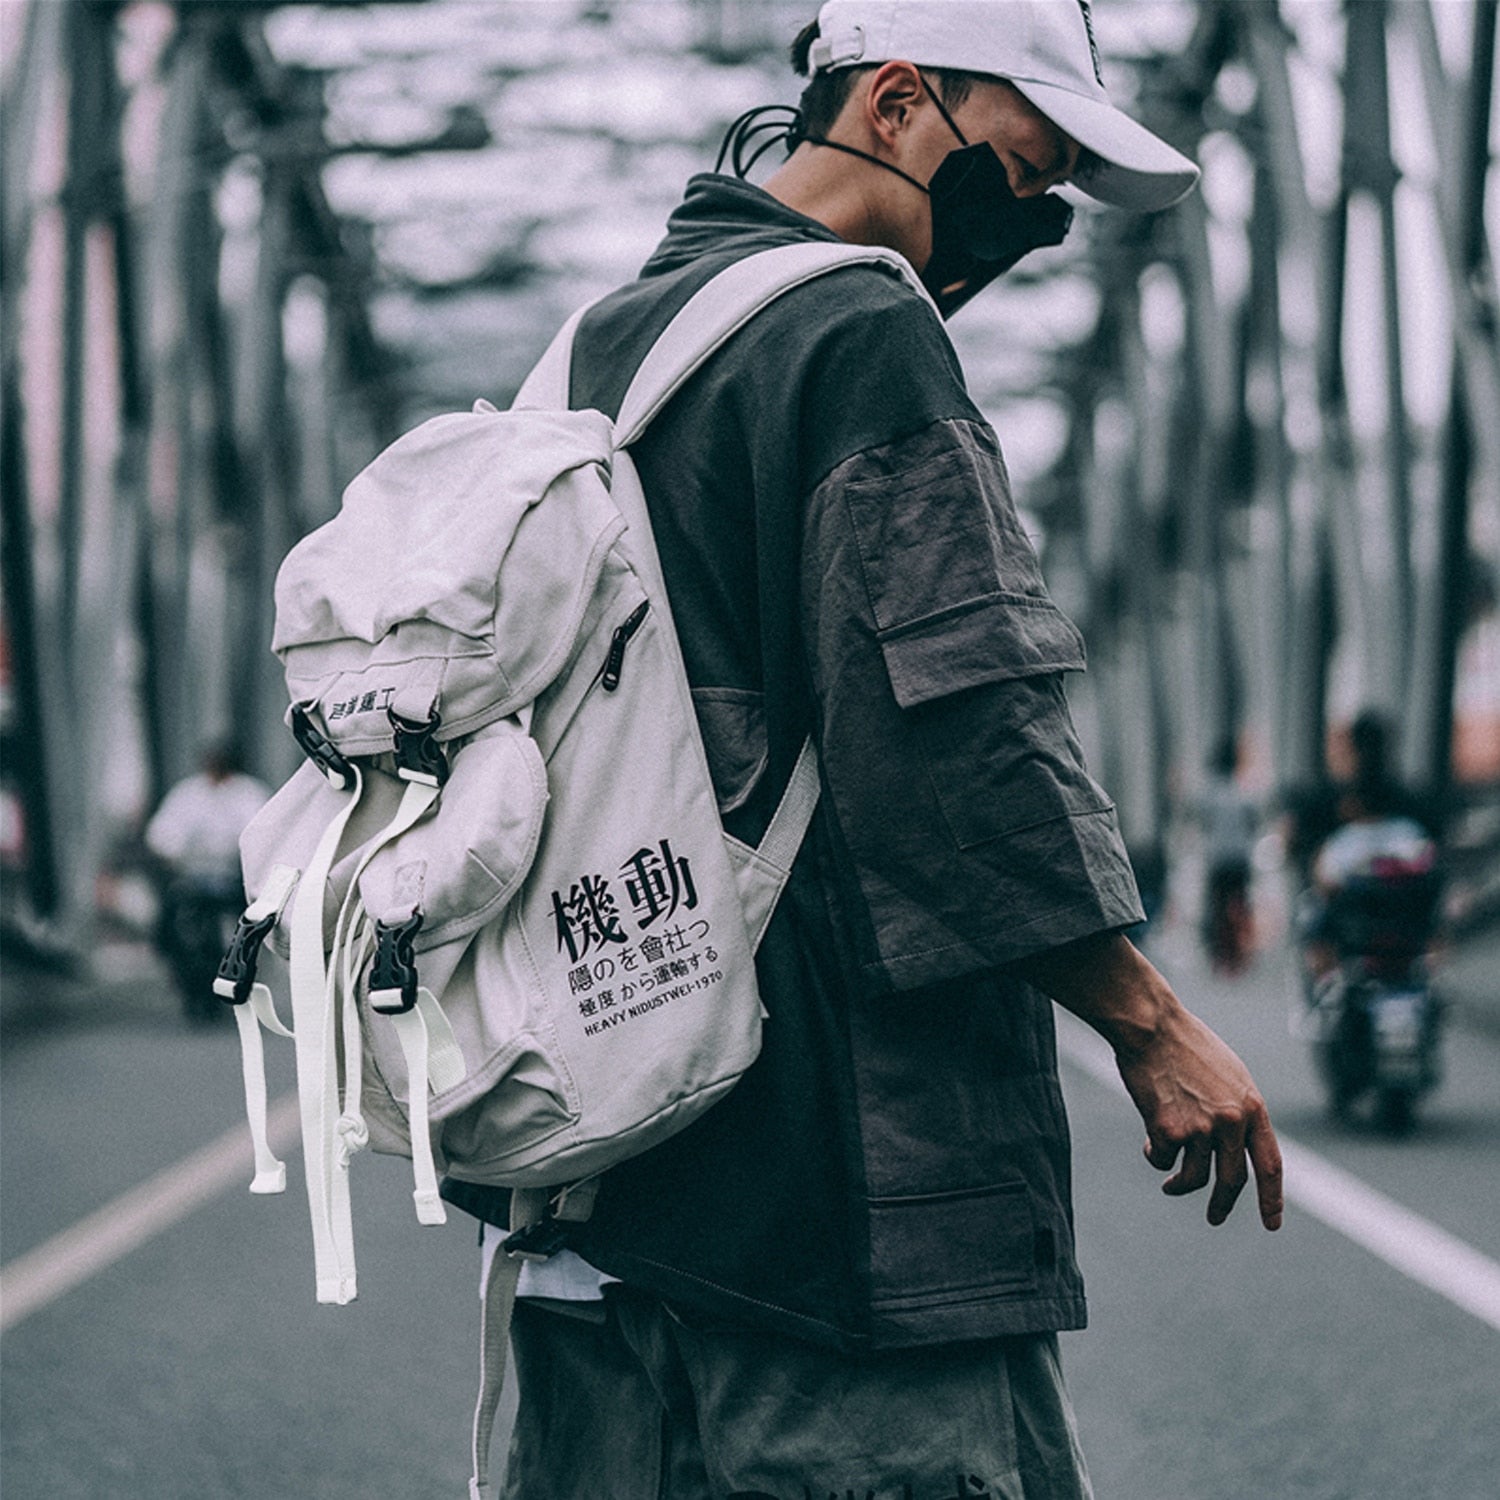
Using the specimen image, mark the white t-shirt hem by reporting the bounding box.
[480,1223,617,1302]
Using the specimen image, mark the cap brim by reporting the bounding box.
[1011,80,1200,212]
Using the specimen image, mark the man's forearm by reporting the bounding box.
[1013,930,1179,1053]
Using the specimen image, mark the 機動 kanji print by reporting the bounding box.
[549,840,721,1037]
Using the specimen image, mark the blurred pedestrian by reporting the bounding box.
[447,5,1283,1496]
[145,742,269,1022]
[1198,735,1259,974]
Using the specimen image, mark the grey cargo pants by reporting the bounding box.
[500,1288,1094,1500]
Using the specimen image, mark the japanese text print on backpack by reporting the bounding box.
[217,243,933,1323]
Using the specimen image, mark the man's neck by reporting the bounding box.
[762,145,919,264]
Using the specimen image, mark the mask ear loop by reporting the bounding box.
[718,77,980,195]
[791,72,966,195]
[920,73,971,148]
[793,133,930,194]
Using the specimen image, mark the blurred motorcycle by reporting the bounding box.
[1297,817,1444,1134]
[158,876,244,1025]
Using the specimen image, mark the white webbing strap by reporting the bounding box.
[289,773,441,1304]
[468,1239,522,1500]
[227,864,300,1194]
[515,245,930,444]
[732,736,823,961]
[335,908,375,1170]
[331,779,442,1289]
[235,983,297,1194]
[387,987,466,1225]
[511,303,593,412]
[288,769,366,1305]
[468,1189,553,1500]
[756,736,821,881]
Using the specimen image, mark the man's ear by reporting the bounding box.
[863,61,926,149]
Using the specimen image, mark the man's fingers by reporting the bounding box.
[1161,1137,1212,1196]
[1143,1132,1180,1171]
[1206,1122,1250,1226]
[1248,1108,1285,1231]
[1116,997,1283,1228]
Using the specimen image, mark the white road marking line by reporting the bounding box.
[0,1093,301,1332]
[1055,1012,1500,1335]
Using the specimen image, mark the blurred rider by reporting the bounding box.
[1293,712,1441,983]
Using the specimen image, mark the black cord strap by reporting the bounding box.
[715,105,804,177]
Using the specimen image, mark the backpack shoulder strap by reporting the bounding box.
[511,301,593,412]
[508,243,930,950]
[615,241,930,446]
[512,240,932,433]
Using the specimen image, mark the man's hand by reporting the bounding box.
[1016,933,1283,1230]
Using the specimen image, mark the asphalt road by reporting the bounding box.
[2,923,1497,1500]
[1057,922,1500,1500]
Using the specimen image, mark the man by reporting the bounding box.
[1198,735,1260,973]
[1288,709,1439,882]
[445,4,1282,1495]
[145,742,270,1023]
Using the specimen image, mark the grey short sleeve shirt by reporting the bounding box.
[569,177,1142,993]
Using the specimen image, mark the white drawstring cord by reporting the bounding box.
[336,909,375,1168]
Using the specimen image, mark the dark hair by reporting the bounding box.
[1349,709,1393,788]
[790,19,974,138]
[201,740,246,780]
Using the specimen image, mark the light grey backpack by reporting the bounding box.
[217,244,930,1426]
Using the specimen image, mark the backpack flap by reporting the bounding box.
[274,406,620,752]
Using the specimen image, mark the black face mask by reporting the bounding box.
[721,78,1074,318]
[921,139,1073,317]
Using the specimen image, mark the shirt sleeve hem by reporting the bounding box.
[862,890,1145,994]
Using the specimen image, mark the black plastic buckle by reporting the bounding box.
[369,911,424,1014]
[215,910,278,1005]
[501,1215,573,1261]
[291,705,355,789]
[389,707,448,786]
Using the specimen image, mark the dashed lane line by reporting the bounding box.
[0,1093,301,1332]
[1055,1012,1500,1335]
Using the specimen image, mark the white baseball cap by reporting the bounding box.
[808,0,1200,211]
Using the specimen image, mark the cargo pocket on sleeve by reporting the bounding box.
[878,590,1086,713]
[879,594,1111,853]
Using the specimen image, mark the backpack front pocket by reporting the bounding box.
[356,716,548,951]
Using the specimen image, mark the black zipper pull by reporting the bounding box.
[602,600,650,692]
